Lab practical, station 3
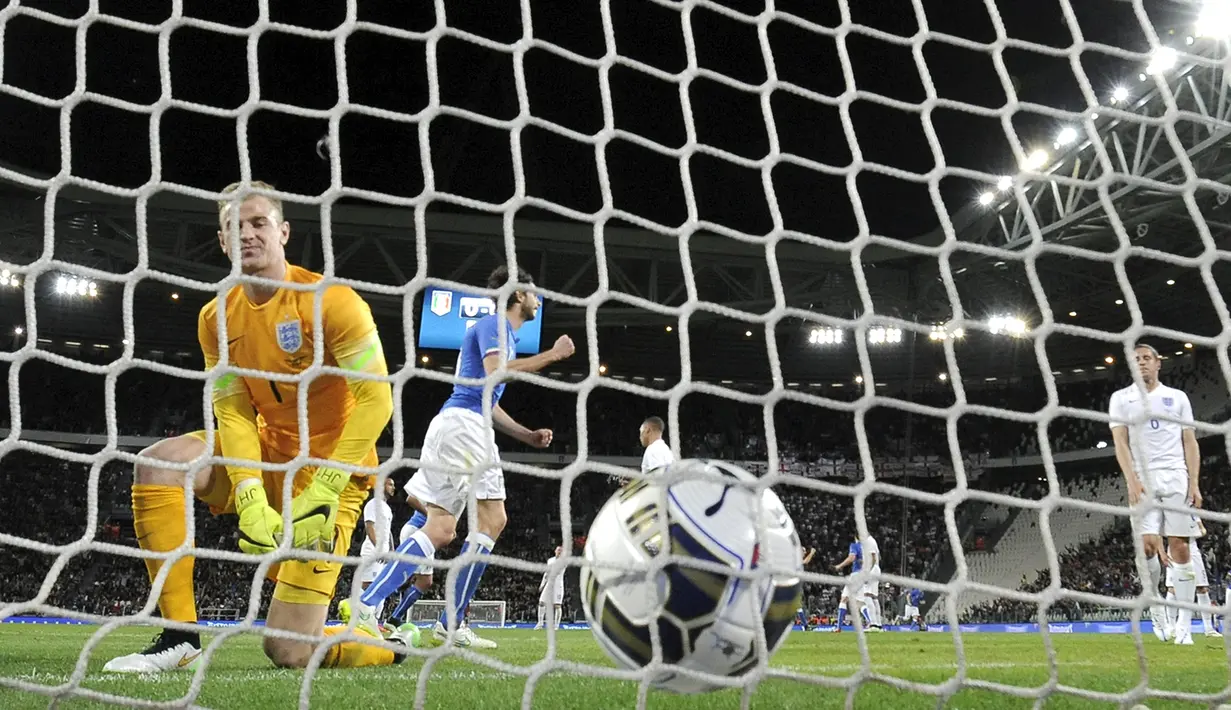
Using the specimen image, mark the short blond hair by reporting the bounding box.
[217,180,283,222]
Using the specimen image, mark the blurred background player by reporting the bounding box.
[1109,343,1201,645]
[1164,519,1221,638]
[105,181,405,673]
[386,492,435,628]
[904,588,926,631]
[359,478,395,622]
[639,416,674,473]
[860,534,882,630]
[833,533,880,632]
[795,546,815,629]
[348,265,576,649]
[534,545,566,630]
[337,477,396,629]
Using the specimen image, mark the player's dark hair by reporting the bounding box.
[643,416,665,433]
[487,265,534,291]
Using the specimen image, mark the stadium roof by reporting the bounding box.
[2,0,1229,386]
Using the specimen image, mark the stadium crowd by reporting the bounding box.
[0,349,1226,625]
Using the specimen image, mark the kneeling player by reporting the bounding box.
[105,182,408,672]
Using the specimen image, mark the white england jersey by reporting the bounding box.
[359,497,393,558]
[641,439,674,473]
[862,535,881,575]
[1107,383,1194,483]
[540,557,565,603]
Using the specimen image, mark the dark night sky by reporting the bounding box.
[0,0,1188,241]
[1,0,1216,388]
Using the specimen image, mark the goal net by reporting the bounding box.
[2,0,1230,708]
[405,600,506,629]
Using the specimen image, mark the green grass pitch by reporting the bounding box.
[0,624,1228,709]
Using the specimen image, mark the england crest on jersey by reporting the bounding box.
[430,289,453,317]
[276,319,302,353]
[1162,397,1174,407]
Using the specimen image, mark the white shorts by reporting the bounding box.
[1165,543,1209,587]
[404,408,506,519]
[904,605,920,618]
[862,571,880,599]
[359,559,385,585]
[1136,481,1199,539]
[397,521,434,577]
[539,585,564,605]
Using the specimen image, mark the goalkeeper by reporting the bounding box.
[105,181,407,673]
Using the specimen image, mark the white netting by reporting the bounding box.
[3,0,1231,708]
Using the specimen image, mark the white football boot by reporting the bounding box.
[103,631,202,673]
[1151,607,1172,642]
[348,601,383,639]
[433,620,497,649]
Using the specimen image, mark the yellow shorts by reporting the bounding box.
[187,430,376,606]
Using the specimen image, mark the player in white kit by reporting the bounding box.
[832,534,880,632]
[535,546,566,630]
[356,477,396,619]
[639,416,675,473]
[1164,519,1222,638]
[1109,343,1202,645]
[347,266,576,649]
[859,535,883,630]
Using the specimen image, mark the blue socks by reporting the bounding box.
[360,530,435,608]
[861,607,871,626]
[441,532,495,627]
[837,607,847,628]
[391,586,423,621]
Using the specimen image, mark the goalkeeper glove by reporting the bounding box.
[288,467,350,552]
[234,482,283,555]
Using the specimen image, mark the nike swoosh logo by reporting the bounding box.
[177,651,201,668]
[292,505,331,524]
[312,565,331,574]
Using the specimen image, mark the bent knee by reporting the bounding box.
[263,638,313,669]
[135,435,209,487]
[422,520,457,550]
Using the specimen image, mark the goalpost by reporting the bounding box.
[406,600,507,629]
[2,0,1231,708]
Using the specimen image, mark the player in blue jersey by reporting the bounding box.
[348,265,575,648]
[832,537,874,632]
[905,588,926,631]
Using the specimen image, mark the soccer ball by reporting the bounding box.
[579,459,803,694]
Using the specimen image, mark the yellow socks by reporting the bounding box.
[321,626,396,668]
[131,484,197,623]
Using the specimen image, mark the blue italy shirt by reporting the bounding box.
[849,541,863,573]
[442,314,519,414]
[908,589,924,605]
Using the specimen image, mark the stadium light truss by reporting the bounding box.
[987,315,1028,337]
[867,327,902,345]
[1196,0,1231,36]
[807,328,843,345]
[54,275,98,298]
[928,324,965,341]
